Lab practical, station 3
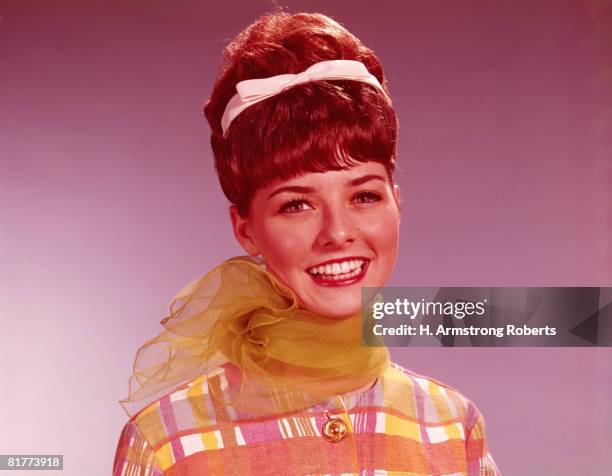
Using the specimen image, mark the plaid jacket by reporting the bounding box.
[113,362,500,475]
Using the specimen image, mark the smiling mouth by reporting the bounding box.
[306,258,370,286]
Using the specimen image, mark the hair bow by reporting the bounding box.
[220,59,390,137]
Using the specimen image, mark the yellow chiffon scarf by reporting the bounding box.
[119,256,390,417]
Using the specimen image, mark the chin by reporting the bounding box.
[325,310,361,320]
[296,279,378,319]
[306,297,362,320]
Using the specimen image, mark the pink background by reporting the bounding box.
[1,0,611,474]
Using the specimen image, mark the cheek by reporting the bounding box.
[256,221,313,270]
[362,209,400,249]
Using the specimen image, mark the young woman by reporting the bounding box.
[113,11,500,475]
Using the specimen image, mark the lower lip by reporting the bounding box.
[308,261,370,287]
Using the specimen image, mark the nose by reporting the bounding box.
[316,205,356,249]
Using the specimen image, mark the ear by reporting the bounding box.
[393,183,402,212]
[229,206,260,255]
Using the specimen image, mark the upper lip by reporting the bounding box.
[306,256,370,270]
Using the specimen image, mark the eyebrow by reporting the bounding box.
[267,174,386,199]
[348,174,386,186]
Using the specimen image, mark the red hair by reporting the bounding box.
[204,11,398,217]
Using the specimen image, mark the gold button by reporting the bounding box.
[322,417,347,443]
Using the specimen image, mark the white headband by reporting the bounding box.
[220,59,390,137]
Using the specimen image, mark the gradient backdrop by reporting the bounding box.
[1,0,611,474]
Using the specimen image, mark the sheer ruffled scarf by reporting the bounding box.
[120,256,389,417]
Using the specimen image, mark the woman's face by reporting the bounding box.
[231,161,400,319]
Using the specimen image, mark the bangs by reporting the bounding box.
[219,81,397,216]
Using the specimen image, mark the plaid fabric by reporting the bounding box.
[113,362,500,475]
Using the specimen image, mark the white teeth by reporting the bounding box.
[328,266,362,280]
[307,259,366,276]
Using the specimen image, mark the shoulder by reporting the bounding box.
[114,365,235,474]
[127,365,230,449]
[382,362,483,431]
[113,417,163,475]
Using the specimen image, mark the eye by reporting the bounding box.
[352,191,383,204]
[279,197,313,214]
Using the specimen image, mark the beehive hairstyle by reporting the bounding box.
[204,10,398,217]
